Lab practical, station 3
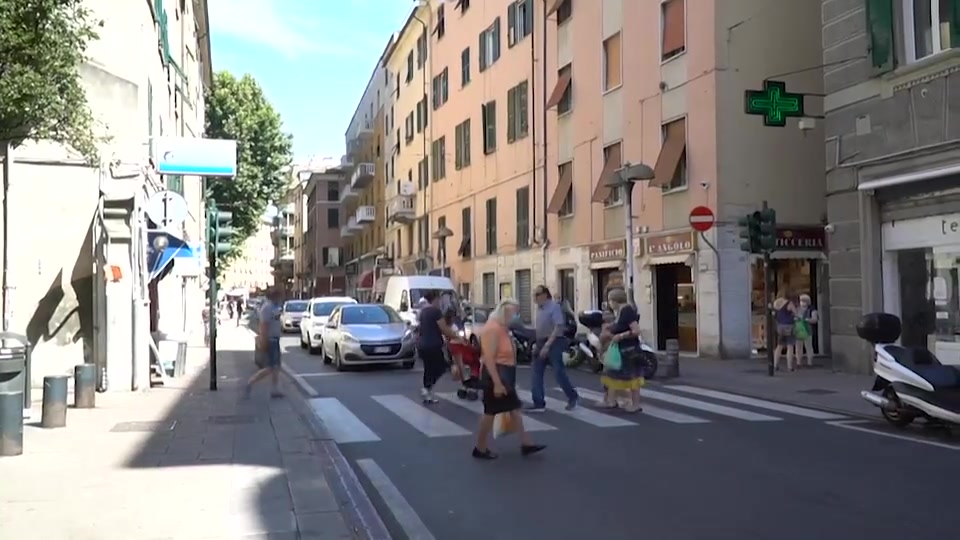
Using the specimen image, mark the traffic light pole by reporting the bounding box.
[207,198,219,391]
[762,200,775,377]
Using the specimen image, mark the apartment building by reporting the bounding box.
[384,3,432,276]
[343,37,394,301]
[822,0,960,372]
[224,217,274,293]
[303,164,348,295]
[277,173,308,297]
[271,201,296,296]
[532,0,826,357]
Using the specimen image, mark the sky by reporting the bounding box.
[207,0,413,161]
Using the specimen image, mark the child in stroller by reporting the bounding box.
[448,339,482,400]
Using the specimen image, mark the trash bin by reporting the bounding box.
[0,332,30,410]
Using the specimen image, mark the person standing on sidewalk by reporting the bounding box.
[245,288,284,398]
[527,286,579,412]
[417,291,460,404]
[235,298,244,327]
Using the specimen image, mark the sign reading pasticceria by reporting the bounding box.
[645,231,696,257]
[776,226,825,250]
[588,240,627,263]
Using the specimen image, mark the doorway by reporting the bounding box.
[654,263,697,351]
[593,268,623,309]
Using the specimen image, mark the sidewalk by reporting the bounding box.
[0,326,366,540]
[659,356,878,418]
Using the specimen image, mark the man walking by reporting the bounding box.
[527,286,579,412]
[244,288,284,398]
[417,291,460,404]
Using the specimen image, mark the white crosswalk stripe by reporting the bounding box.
[307,384,848,444]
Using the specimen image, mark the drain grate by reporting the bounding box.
[206,414,257,425]
[797,388,836,395]
[111,421,177,433]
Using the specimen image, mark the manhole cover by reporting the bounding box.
[797,388,836,395]
[110,421,177,433]
[206,414,257,425]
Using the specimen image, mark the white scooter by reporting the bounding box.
[857,312,960,427]
[565,310,658,379]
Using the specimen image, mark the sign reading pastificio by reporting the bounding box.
[153,137,238,177]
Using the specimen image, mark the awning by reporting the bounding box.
[546,0,565,16]
[857,162,960,191]
[651,120,686,188]
[591,143,621,202]
[645,253,695,266]
[357,270,375,289]
[147,231,197,282]
[457,236,471,257]
[547,162,574,213]
[545,70,572,109]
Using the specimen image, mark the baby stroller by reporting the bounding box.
[448,339,482,400]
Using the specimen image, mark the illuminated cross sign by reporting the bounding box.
[744,80,805,127]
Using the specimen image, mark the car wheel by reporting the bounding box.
[334,346,346,372]
[300,335,307,349]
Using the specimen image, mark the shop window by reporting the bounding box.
[749,258,821,354]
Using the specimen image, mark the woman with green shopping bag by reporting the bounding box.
[597,288,644,413]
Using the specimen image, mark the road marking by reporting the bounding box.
[515,389,636,427]
[308,398,380,443]
[281,365,319,397]
[372,394,472,438]
[573,388,711,424]
[641,389,783,421]
[667,385,847,420]
[826,420,960,451]
[435,393,557,432]
[356,459,436,540]
[296,371,346,377]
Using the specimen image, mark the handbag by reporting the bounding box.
[794,319,810,340]
[603,343,623,370]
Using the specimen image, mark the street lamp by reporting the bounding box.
[605,161,655,306]
[432,225,453,277]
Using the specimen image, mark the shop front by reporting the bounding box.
[644,231,697,352]
[587,240,626,309]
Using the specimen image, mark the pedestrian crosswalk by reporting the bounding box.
[307,385,848,445]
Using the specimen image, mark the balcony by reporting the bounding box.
[339,183,358,203]
[279,249,295,261]
[356,205,376,225]
[350,162,375,190]
[387,195,415,224]
[279,225,294,237]
[281,203,296,215]
[347,216,363,233]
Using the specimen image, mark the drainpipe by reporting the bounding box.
[413,9,431,267]
[538,5,549,275]
[1,143,11,332]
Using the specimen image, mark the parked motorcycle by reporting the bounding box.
[566,310,659,378]
[857,312,960,428]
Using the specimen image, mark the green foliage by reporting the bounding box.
[204,70,292,270]
[0,0,100,161]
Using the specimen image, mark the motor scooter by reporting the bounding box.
[857,312,960,427]
[567,310,659,378]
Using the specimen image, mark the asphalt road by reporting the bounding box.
[276,334,959,540]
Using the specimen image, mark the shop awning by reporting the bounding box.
[148,231,197,282]
[651,119,687,188]
[357,270,375,289]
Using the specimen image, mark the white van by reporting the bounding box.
[382,275,458,323]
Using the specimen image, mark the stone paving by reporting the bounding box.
[0,325,355,540]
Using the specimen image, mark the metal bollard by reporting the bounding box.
[0,390,24,456]
[41,375,69,428]
[661,339,681,379]
[74,363,97,409]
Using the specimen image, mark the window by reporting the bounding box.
[431,136,447,180]
[515,186,530,249]
[432,68,449,109]
[904,0,958,62]
[418,157,430,189]
[416,96,428,133]
[405,112,414,143]
[557,161,574,217]
[482,272,496,305]
[602,32,622,91]
[435,4,446,39]
[437,215,448,258]
[557,64,573,114]
[455,118,472,170]
[603,142,623,206]
[416,33,427,68]
[395,72,401,97]
[461,47,471,86]
[659,118,688,191]
[482,100,497,154]
[326,208,339,228]
[322,247,340,266]
[485,197,498,254]
[479,18,502,71]
[506,80,529,143]
[508,0,533,47]
[457,0,471,12]
[661,0,686,61]
[406,50,414,82]
[327,182,339,201]
[556,0,572,24]
[459,206,472,258]
[558,269,576,311]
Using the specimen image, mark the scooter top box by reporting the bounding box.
[856,312,901,344]
[578,311,606,329]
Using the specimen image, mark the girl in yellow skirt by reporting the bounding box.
[598,288,644,412]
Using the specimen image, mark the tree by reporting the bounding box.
[0,0,100,160]
[204,71,293,269]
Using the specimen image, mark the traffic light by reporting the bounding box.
[206,205,235,256]
[738,213,760,253]
[757,207,777,252]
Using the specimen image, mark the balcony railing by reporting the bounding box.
[281,203,295,215]
[339,183,358,203]
[387,195,415,224]
[340,222,357,238]
[356,205,376,224]
[350,162,375,190]
[347,216,363,232]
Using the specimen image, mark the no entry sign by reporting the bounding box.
[689,206,715,232]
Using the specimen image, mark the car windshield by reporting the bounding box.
[470,307,490,324]
[283,301,308,313]
[409,289,460,310]
[341,305,402,325]
[313,301,351,316]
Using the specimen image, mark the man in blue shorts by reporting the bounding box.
[245,288,284,398]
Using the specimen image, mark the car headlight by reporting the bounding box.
[341,333,358,344]
[403,329,414,341]
[457,329,465,338]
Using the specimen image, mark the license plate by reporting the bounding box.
[374,346,391,353]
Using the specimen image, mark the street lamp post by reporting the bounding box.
[605,162,655,306]
[432,225,453,278]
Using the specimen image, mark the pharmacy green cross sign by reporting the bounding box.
[744,80,805,127]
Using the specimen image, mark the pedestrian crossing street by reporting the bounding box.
[307,384,848,445]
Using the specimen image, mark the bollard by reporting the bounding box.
[661,339,681,379]
[0,390,24,456]
[74,363,97,409]
[41,375,69,428]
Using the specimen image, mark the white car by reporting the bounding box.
[299,296,358,354]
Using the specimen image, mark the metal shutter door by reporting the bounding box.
[482,273,496,305]
[515,269,532,324]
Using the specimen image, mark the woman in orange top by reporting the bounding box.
[473,298,546,459]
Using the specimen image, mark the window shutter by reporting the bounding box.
[507,88,517,142]
[524,0,534,35]
[518,82,528,135]
[479,33,487,70]
[507,4,517,47]
[493,18,502,60]
[949,0,960,49]
[866,0,896,73]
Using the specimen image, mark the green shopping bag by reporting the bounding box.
[603,343,623,370]
[794,320,810,340]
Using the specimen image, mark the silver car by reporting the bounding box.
[281,300,309,332]
[321,304,416,371]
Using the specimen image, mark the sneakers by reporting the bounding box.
[565,397,579,411]
[524,404,546,413]
[421,388,439,404]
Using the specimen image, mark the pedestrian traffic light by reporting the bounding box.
[757,207,777,252]
[738,213,760,253]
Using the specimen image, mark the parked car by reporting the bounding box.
[280,300,309,333]
[320,304,416,371]
[300,296,358,354]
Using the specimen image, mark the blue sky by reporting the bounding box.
[207,0,413,160]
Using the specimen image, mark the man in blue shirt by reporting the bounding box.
[244,288,284,398]
[527,286,579,412]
